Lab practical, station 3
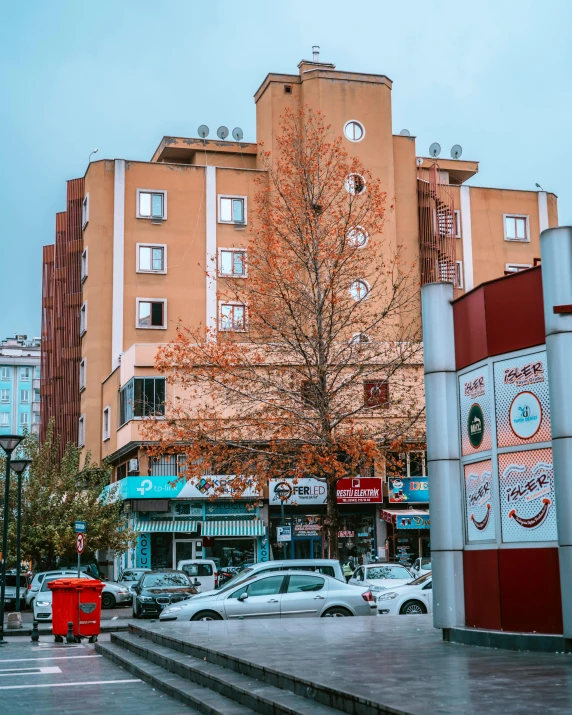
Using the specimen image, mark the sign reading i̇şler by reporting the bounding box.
[459,366,492,455]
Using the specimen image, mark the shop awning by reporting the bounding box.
[202,520,266,537]
[381,509,430,529]
[134,521,199,533]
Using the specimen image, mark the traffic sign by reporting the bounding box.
[75,521,87,533]
[76,533,85,554]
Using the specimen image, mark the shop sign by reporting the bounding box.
[269,478,327,505]
[136,532,151,569]
[468,404,485,448]
[336,478,382,504]
[293,516,321,536]
[277,526,292,542]
[388,477,429,504]
[464,460,495,542]
[509,392,542,440]
[459,366,492,455]
[338,531,354,538]
[102,475,260,501]
[396,513,430,529]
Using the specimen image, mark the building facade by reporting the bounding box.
[40,53,558,575]
[0,335,41,436]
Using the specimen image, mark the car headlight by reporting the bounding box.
[377,592,398,601]
[36,601,51,607]
[118,589,129,594]
[162,606,182,614]
[138,596,155,603]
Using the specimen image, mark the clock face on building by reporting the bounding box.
[468,403,485,448]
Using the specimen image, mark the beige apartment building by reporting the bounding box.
[41,52,558,573]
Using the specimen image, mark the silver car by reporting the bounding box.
[116,569,151,594]
[159,570,377,621]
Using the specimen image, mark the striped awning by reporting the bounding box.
[202,520,266,537]
[134,521,199,533]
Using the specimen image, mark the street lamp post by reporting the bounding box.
[10,460,32,613]
[0,435,24,645]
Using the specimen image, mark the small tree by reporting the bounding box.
[1,423,134,572]
[144,107,424,558]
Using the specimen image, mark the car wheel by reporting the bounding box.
[190,611,223,621]
[322,607,353,617]
[400,600,427,615]
[101,593,116,609]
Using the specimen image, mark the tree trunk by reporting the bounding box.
[325,480,339,559]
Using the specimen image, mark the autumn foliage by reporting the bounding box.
[143,107,424,557]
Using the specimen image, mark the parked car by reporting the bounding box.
[27,569,79,608]
[410,557,432,579]
[176,559,218,592]
[116,569,152,594]
[132,571,198,619]
[2,574,30,610]
[32,572,131,621]
[348,563,413,595]
[377,573,433,615]
[160,570,377,622]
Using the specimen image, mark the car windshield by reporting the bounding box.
[409,572,432,586]
[41,575,69,592]
[218,566,256,590]
[421,559,432,568]
[122,571,146,582]
[366,565,410,580]
[142,573,191,588]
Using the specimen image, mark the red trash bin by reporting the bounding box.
[48,578,104,642]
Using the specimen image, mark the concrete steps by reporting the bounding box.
[97,630,347,715]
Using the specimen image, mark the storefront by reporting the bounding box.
[381,508,430,567]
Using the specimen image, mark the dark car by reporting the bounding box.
[132,570,198,619]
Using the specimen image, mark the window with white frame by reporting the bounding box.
[81,247,88,281]
[34,365,40,378]
[456,260,463,289]
[33,388,40,402]
[137,244,166,273]
[20,412,29,426]
[33,413,40,423]
[102,406,110,441]
[219,303,247,332]
[343,120,365,142]
[20,367,30,381]
[0,413,9,427]
[219,196,246,225]
[79,359,86,391]
[347,226,368,248]
[137,299,167,329]
[137,190,166,220]
[80,302,87,335]
[0,389,9,403]
[349,279,370,302]
[454,210,461,238]
[506,263,532,273]
[345,174,366,195]
[20,389,30,404]
[504,214,529,242]
[82,194,89,229]
[1,367,10,380]
[219,249,247,277]
[78,415,85,447]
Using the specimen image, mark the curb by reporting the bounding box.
[3,620,131,637]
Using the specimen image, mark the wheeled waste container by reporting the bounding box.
[48,577,104,643]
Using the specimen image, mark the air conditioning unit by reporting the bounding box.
[128,458,139,474]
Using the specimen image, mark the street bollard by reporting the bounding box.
[66,621,75,644]
[31,620,39,642]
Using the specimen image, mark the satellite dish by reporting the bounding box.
[197,125,209,139]
[399,129,411,136]
[232,127,244,141]
[451,144,463,159]
[429,142,441,158]
[217,126,229,140]
[416,157,424,166]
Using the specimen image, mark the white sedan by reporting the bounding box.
[377,573,433,615]
[410,557,432,579]
[348,563,413,595]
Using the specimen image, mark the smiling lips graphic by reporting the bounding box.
[508,498,551,529]
[471,503,491,531]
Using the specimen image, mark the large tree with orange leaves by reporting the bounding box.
[143,107,424,558]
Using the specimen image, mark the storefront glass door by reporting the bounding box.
[292,538,321,559]
[173,539,198,568]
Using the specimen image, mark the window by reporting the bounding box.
[20,367,30,381]
[347,226,368,248]
[34,366,40,378]
[456,260,463,289]
[345,174,366,195]
[0,413,8,427]
[80,303,87,335]
[343,120,365,142]
[33,389,40,403]
[20,390,30,403]
[408,450,427,477]
[81,247,88,281]
[0,389,9,403]
[102,406,110,441]
[230,575,284,599]
[219,303,246,332]
[136,299,166,329]
[350,333,370,344]
[364,381,389,408]
[219,249,247,277]
[137,244,166,273]
[301,380,319,408]
[137,190,166,220]
[284,84,293,94]
[79,359,86,391]
[82,194,89,229]
[33,413,40,423]
[1,367,9,380]
[78,415,85,447]
[349,279,370,301]
[20,412,29,426]
[506,263,532,273]
[119,377,166,426]
[504,214,529,242]
[286,575,324,593]
[454,210,461,238]
[219,196,246,224]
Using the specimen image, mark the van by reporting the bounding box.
[176,559,218,592]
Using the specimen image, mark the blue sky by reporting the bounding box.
[1,0,571,338]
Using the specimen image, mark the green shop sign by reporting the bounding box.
[468,403,485,448]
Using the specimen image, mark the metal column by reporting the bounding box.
[421,282,465,628]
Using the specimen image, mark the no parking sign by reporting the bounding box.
[76,533,85,554]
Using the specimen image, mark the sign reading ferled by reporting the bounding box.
[269,478,327,505]
[498,448,557,543]
[459,366,492,455]
[336,478,382,504]
[464,460,495,542]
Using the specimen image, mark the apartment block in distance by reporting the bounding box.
[0,335,41,436]
[41,52,558,576]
